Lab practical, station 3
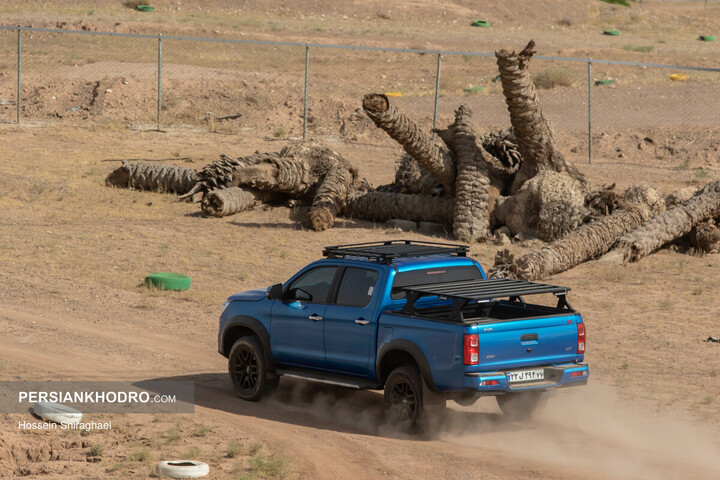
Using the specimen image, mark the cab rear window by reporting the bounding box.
[390,265,484,300]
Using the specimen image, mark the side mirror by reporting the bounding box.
[266,283,283,300]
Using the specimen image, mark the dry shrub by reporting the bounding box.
[533,68,577,89]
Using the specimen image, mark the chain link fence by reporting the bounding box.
[1,26,719,163]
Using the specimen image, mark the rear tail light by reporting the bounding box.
[571,371,587,377]
[481,379,498,386]
[577,322,586,354]
[464,334,479,365]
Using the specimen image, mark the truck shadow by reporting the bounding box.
[139,373,526,440]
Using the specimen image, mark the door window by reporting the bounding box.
[335,268,379,308]
[286,266,337,303]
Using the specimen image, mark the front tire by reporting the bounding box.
[228,336,276,401]
[384,365,445,432]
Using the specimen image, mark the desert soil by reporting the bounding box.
[1,1,720,479]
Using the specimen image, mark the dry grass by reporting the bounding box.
[533,67,577,89]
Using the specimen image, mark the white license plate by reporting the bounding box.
[507,368,545,383]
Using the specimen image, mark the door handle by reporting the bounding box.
[355,319,370,325]
[308,314,323,321]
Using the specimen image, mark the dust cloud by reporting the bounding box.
[441,383,720,480]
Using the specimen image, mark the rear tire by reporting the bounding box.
[384,365,445,432]
[228,336,274,401]
[496,391,545,421]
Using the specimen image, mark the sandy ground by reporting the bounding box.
[1,1,720,479]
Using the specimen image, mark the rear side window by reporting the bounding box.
[391,265,484,300]
[336,268,379,307]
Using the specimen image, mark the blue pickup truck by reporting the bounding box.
[218,240,588,430]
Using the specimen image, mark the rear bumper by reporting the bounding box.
[464,363,588,393]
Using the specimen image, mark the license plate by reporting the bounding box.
[507,368,545,383]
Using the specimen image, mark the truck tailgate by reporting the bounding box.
[472,314,580,371]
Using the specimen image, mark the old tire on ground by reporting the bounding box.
[384,365,445,432]
[32,402,83,426]
[144,272,191,291]
[228,336,277,402]
[496,391,546,421]
[156,460,209,478]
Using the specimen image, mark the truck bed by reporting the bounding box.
[400,299,570,324]
[396,277,573,324]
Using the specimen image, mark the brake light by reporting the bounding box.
[464,334,479,365]
[577,322,586,354]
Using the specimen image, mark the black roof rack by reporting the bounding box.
[403,278,569,301]
[322,240,468,264]
[401,278,571,322]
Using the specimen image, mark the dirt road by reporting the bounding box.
[2,297,719,479]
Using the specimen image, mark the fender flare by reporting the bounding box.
[376,339,438,391]
[221,316,276,366]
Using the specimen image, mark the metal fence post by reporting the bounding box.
[432,53,442,140]
[587,60,592,165]
[303,43,310,140]
[157,33,162,131]
[17,29,21,124]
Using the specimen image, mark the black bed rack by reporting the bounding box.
[401,278,571,322]
[322,240,468,264]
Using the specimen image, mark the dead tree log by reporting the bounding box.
[451,105,492,241]
[308,165,358,231]
[496,40,584,193]
[343,190,453,224]
[393,154,443,195]
[180,153,272,201]
[492,170,587,242]
[201,187,262,217]
[489,185,665,280]
[690,221,720,253]
[185,143,357,229]
[480,128,522,170]
[363,93,456,193]
[105,161,198,194]
[612,180,720,262]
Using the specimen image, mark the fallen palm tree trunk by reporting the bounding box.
[691,221,720,253]
[496,40,584,193]
[344,190,453,224]
[489,185,665,280]
[201,187,263,217]
[480,128,522,170]
[393,154,443,195]
[105,161,198,194]
[451,105,492,241]
[363,93,456,193]
[307,164,358,231]
[492,170,587,242]
[187,143,357,228]
[611,180,720,262]
[180,152,278,202]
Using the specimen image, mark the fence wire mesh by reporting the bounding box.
[19,31,158,126]
[162,40,306,136]
[1,26,719,166]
